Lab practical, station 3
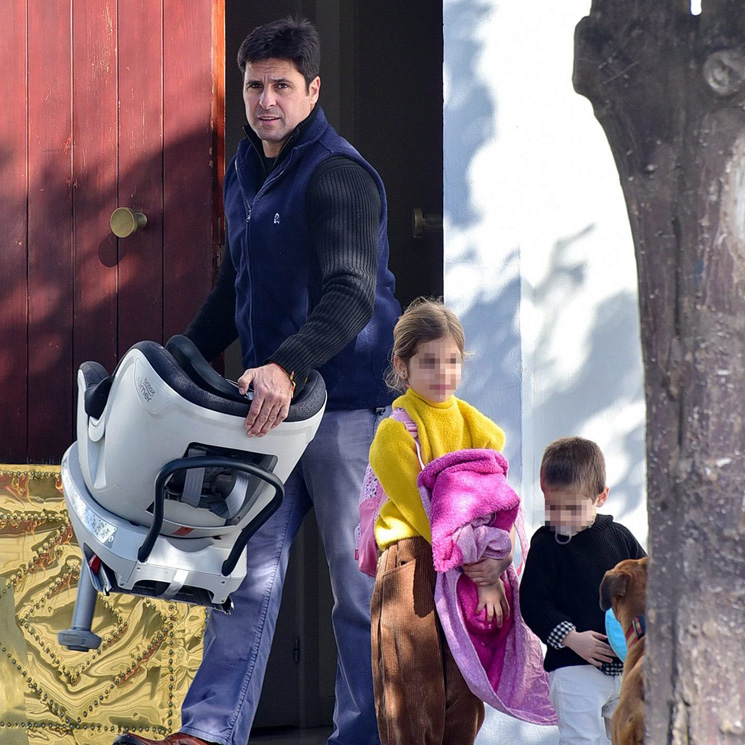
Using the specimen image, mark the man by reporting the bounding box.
[115,17,399,745]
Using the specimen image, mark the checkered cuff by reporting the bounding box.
[601,660,625,676]
[547,621,576,650]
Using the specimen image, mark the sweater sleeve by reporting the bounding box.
[266,156,381,382]
[618,523,648,560]
[370,417,432,543]
[461,400,506,452]
[519,535,575,645]
[183,244,239,362]
[480,425,506,452]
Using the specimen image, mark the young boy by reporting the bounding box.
[520,437,646,745]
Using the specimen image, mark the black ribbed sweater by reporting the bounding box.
[520,514,646,672]
[185,150,381,383]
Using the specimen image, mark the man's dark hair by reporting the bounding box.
[237,17,320,86]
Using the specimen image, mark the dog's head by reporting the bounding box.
[599,557,648,625]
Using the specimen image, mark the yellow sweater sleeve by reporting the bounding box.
[369,417,431,547]
[460,399,506,452]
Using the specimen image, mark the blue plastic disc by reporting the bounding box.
[605,607,626,662]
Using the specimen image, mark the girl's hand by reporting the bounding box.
[463,556,512,585]
[562,630,615,667]
[475,581,511,626]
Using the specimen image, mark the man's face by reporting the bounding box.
[243,58,320,158]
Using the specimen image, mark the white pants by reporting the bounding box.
[548,665,623,745]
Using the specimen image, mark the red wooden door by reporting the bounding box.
[0,1,224,464]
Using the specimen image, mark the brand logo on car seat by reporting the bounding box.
[137,375,156,402]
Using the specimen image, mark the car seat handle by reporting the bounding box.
[139,456,284,566]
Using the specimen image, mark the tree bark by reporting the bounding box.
[574,2,745,742]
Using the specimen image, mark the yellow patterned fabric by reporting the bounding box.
[0,466,207,744]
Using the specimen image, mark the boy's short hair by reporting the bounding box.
[540,437,606,498]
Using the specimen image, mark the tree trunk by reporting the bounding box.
[574,2,745,742]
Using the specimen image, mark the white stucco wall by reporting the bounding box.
[443,2,647,742]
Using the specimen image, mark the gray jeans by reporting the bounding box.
[180,407,389,745]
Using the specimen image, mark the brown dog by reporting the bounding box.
[599,557,647,745]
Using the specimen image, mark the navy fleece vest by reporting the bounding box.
[223,107,400,410]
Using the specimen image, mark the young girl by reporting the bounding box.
[369,299,513,745]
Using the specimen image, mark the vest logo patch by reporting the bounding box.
[273,213,280,225]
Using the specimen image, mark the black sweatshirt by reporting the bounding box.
[185,150,381,382]
[520,513,646,674]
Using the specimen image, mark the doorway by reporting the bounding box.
[223,0,443,729]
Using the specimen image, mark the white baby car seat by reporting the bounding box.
[58,335,326,651]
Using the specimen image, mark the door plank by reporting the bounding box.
[8,0,221,462]
[26,1,75,463]
[0,0,29,462]
[117,0,165,352]
[163,2,216,340]
[72,0,119,379]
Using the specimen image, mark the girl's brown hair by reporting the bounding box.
[385,298,466,392]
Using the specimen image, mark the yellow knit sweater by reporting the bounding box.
[371,388,506,549]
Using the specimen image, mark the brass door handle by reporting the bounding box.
[412,208,443,238]
[110,207,147,238]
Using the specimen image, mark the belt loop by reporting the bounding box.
[388,542,398,570]
[379,544,391,573]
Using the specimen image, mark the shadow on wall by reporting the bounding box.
[452,230,644,531]
[441,1,643,525]
[442,0,518,470]
[457,249,523,484]
[443,0,496,229]
[463,239,643,745]
[531,226,646,525]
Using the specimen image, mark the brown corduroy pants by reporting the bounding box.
[370,536,485,745]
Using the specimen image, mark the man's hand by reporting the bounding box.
[237,363,293,437]
[562,629,615,667]
[463,556,512,586]
[475,581,510,626]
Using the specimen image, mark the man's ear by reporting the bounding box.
[596,486,610,507]
[309,75,321,105]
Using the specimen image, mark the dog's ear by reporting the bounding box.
[599,569,627,611]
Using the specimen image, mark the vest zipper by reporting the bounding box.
[234,158,255,365]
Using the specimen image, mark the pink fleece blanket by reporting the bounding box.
[418,449,557,726]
